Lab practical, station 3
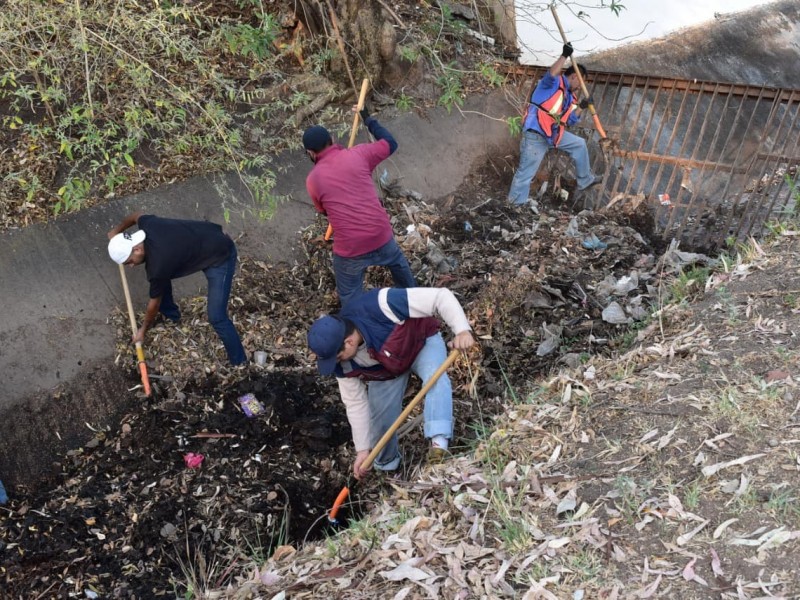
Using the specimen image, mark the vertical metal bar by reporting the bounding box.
[588,72,613,179]
[683,86,737,248]
[608,75,641,201]
[651,85,695,233]
[661,83,710,236]
[739,92,800,238]
[714,87,769,244]
[604,73,629,193]
[759,93,800,225]
[735,93,794,238]
[626,79,680,237]
[619,77,656,200]
[671,84,721,241]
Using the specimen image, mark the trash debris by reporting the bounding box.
[239,393,265,417]
[183,452,204,469]
[565,217,581,238]
[253,351,267,366]
[602,301,632,324]
[537,322,563,356]
[426,241,457,273]
[0,479,7,505]
[581,233,608,250]
[658,193,671,206]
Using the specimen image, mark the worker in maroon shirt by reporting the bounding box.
[303,106,416,307]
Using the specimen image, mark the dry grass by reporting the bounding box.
[221,231,800,599]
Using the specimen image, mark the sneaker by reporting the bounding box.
[427,446,450,464]
[578,175,603,191]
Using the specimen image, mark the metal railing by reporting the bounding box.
[505,66,800,250]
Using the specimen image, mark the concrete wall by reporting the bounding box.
[584,0,800,88]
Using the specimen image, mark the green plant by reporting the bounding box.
[684,479,702,510]
[396,94,415,112]
[566,549,603,580]
[782,293,799,309]
[785,172,800,213]
[669,266,710,303]
[398,45,420,63]
[0,1,302,222]
[309,47,337,75]
[436,66,464,113]
[55,177,91,215]
[506,115,522,137]
[479,63,504,87]
[613,476,650,523]
[220,16,279,60]
[764,488,797,523]
[493,486,536,552]
[715,285,739,324]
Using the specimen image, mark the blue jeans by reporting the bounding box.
[159,248,245,365]
[204,246,246,365]
[507,130,595,205]
[366,333,452,471]
[332,238,416,307]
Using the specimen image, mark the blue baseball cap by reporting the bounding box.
[302,125,332,152]
[308,315,346,375]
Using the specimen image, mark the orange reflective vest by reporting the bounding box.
[522,73,578,147]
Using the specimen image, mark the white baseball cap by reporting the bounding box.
[108,230,146,264]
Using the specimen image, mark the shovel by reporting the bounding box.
[550,3,607,139]
[323,78,371,242]
[327,349,460,525]
[118,264,151,397]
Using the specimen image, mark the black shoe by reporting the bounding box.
[578,175,603,191]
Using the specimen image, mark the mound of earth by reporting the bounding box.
[1,157,707,597]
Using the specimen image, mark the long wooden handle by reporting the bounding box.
[550,4,607,139]
[362,349,460,472]
[327,349,460,524]
[324,78,371,241]
[118,264,152,397]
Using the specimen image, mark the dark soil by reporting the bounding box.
[0,154,666,597]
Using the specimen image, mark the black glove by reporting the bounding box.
[562,42,573,58]
[579,96,593,110]
[359,105,371,122]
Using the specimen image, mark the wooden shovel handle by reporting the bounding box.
[327,349,461,523]
[362,350,460,472]
[550,4,607,139]
[118,264,151,396]
[324,78,371,242]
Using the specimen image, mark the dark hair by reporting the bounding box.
[342,318,356,338]
[564,64,587,78]
[330,316,356,351]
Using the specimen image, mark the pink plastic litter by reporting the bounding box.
[184,452,204,468]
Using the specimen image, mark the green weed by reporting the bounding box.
[396,94,415,112]
[669,266,710,303]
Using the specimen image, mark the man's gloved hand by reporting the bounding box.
[562,42,574,58]
[359,104,371,122]
[579,96,593,110]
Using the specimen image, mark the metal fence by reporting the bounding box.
[507,67,800,250]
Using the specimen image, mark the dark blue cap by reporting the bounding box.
[308,315,345,375]
[302,125,332,152]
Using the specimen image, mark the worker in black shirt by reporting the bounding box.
[107,213,246,365]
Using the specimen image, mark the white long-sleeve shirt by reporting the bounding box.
[336,288,471,451]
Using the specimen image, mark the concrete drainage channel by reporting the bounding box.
[0,90,514,490]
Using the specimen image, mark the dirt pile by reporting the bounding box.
[0,158,680,596]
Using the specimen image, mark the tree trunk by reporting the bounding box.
[334,0,396,92]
